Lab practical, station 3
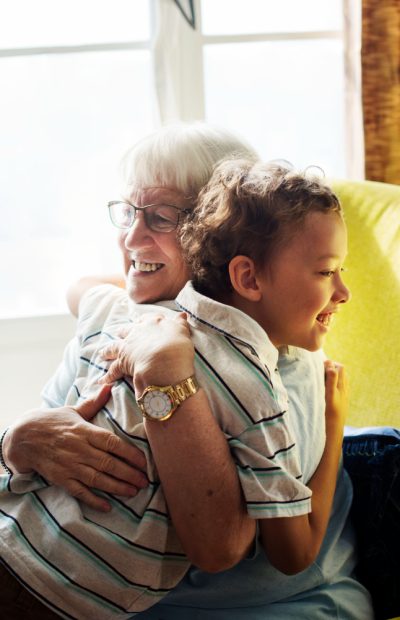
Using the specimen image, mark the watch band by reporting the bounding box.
[168,376,199,407]
[137,375,199,421]
[0,428,13,476]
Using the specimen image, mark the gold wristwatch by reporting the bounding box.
[136,375,199,421]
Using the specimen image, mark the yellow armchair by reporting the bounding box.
[327,180,400,620]
[326,179,400,429]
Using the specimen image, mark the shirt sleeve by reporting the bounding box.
[3,336,80,493]
[41,284,121,407]
[229,416,312,520]
[41,336,80,407]
[3,286,122,494]
[193,336,313,520]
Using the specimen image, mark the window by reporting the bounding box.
[154,0,347,178]
[0,0,154,318]
[201,0,345,174]
[1,0,349,318]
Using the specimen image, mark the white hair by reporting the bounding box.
[121,122,259,200]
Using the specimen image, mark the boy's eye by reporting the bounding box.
[320,267,347,278]
[320,270,335,277]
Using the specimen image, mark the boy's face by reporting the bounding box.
[255,211,350,351]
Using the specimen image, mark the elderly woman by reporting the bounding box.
[0,124,259,618]
[0,125,372,619]
[2,123,257,513]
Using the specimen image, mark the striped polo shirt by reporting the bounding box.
[0,283,311,619]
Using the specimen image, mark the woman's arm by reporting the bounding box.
[258,360,347,574]
[100,313,256,572]
[2,386,149,510]
[2,334,148,511]
[145,390,256,572]
[66,274,125,317]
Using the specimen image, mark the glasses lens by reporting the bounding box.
[109,202,133,228]
[145,205,181,232]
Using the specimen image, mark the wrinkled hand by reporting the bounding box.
[324,360,349,432]
[99,312,195,394]
[3,385,148,512]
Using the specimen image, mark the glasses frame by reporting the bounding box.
[107,200,192,233]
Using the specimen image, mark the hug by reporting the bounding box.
[0,123,398,620]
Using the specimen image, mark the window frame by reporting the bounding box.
[0,0,361,424]
[0,0,360,321]
[156,0,343,120]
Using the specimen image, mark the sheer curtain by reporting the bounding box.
[343,0,365,179]
[152,0,203,124]
[153,0,366,180]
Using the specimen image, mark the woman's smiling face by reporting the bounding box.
[254,211,351,351]
[118,186,191,304]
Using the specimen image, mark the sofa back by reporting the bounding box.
[325,179,400,428]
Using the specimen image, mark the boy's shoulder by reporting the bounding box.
[278,346,325,368]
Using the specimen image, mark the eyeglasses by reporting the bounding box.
[107,201,191,233]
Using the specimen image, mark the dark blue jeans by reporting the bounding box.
[0,560,60,619]
[343,427,400,620]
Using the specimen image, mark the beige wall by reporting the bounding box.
[0,315,76,427]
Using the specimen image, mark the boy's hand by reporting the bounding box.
[324,360,349,430]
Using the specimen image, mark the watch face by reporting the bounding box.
[143,390,173,420]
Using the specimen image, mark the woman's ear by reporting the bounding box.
[229,256,262,301]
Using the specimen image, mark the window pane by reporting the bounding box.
[0,50,154,318]
[204,39,345,177]
[0,0,150,49]
[201,0,343,35]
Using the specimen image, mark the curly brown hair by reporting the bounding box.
[180,159,342,300]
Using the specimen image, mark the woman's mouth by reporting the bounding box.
[132,260,163,273]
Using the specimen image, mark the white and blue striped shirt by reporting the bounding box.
[0,283,310,619]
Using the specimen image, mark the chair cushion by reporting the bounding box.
[325,179,400,428]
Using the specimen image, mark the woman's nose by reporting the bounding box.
[124,212,154,249]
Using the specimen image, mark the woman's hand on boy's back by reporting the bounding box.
[99,312,195,393]
[2,385,148,512]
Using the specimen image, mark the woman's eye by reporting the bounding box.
[154,213,172,223]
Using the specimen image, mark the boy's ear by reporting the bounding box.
[229,256,262,301]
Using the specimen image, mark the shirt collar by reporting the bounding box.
[126,296,176,315]
[176,281,279,370]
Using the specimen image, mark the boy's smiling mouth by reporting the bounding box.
[316,312,334,327]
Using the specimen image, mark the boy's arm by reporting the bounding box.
[259,361,347,574]
[66,274,125,317]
